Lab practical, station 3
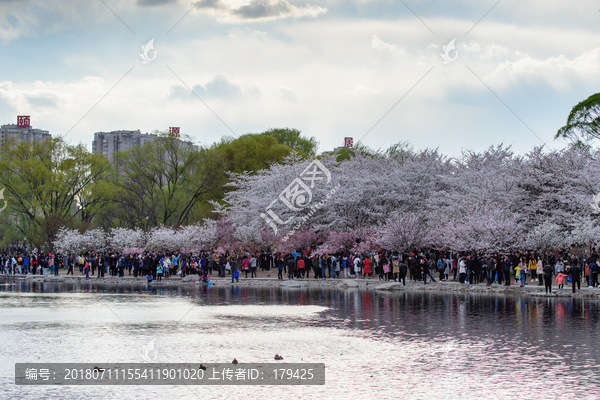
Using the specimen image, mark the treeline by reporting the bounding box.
[0,128,318,250]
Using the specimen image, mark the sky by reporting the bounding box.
[0,0,599,155]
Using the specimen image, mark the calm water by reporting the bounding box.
[1,280,600,400]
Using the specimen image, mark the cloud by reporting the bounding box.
[371,34,405,55]
[232,0,292,19]
[136,0,225,8]
[195,0,226,9]
[354,86,378,94]
[25,94,59,108]
[0,0,107,43]
[278,86,299,102]
[170,75,243,100]
[136,0,178,6]
[210,0,326,22]
[138,0,325,22]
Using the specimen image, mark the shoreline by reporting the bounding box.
[2,273,599,299]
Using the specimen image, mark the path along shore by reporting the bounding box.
[2,269,600,299]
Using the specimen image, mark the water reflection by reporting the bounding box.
[1,280,600,399]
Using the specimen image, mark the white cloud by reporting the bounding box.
[371,35,405,55]
[2,2,600,155]
[187,0,327,23]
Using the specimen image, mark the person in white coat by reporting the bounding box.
[353,255,361,279]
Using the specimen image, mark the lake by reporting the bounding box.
[1,280,599,399]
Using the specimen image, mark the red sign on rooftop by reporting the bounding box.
[169,127,180,137]
[344,137,353,148]
[17,116,31,128]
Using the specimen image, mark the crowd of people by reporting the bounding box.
[1,248,597,294]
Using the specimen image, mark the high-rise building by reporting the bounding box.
[91,130,157,162]
[0,116,51,146]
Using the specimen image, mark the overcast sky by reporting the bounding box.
[0,0,598,155]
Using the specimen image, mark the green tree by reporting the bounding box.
[0,137,111,247]
[556,92,600,147]
[112,133,225,228]
[213,134,301,173]
[259,128,319,157]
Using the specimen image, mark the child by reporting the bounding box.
[556,271,568,290]
[157,263,163,282]
[515,265,520,284]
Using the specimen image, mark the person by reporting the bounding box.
[556,270,568,290]
[199,255,207,276]
[330,254,338,279]
[555,258,564,276]
[437,257,445,281]
[458,257,467,283]
[31,255,39,275]
[297,257,305,278]
[249,255,257,278]
[97,256,105,278]
[132,255,139,277]
[156,259,163,282]
[172,253,180,276]
[536,257,544,287]
[22,254,29,275]
[392,255,399,281]
[543,264,553,294]
[118,256,126,277]
[83,258,90,280]
[451,256,458,281]
[127,255,133,276]
[41,256,48,277]
[423,258,436,284]
[398,260,408,286]
[181,258,188,278]
[570,262,581,293]
[584,262,591,287]
[47,253,54,276]
[529,255,538,284]
[162,256,171,278]
[382,256,390,281]
[590,259,599,288]
[363,255,372,278]
[286,255,295,279]
[354,254,362,279]
[65,255,73,276]
[231,257,239,283]
[379,253,388,281]
[311,255,319,279]
[504,255,512,287]
[277,256,284,280]
[319,256,326,279]
[342,254,350,278]
[517,258,526,287]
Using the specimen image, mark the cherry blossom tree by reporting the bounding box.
[108,228,145,251]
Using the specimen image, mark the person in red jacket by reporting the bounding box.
[297,258,305,278]
[556,271,568,290]
[363,256,372,278]
[242,256,250,278]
